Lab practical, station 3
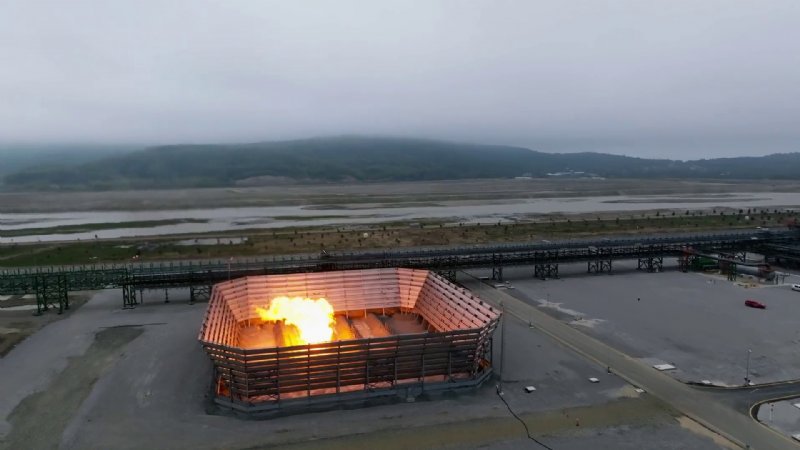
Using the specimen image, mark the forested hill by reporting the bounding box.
[3,137,798,190]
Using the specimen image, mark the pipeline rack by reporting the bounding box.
[1,228,798,314]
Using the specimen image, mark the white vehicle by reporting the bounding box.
[792,284,800,292]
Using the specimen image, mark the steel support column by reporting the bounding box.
[637,256,663,272]
[35,274,69,315]
[678,254,697,273]
[491,266,504,281]
[189,285,212,304]
[726,262,738,281]
[122,282,138,309]
[533,263,559,279]
[491,253,504,281]
[587,246,613,274]
[587,259,613,274]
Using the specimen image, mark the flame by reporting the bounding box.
[256,296,335,345]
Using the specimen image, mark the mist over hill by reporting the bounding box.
[0,143,136,178]
[2,137,798,191]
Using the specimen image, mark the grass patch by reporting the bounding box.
[0,242,139,266]
[0,210,792,267]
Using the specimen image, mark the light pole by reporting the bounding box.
[744,349,752,385]
[227,257,233,280]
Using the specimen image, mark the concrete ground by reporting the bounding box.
[757,399,800,442]
[0,293,90,356]
[0,286,732,449]
[469,260,800,386]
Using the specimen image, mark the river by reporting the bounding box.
[1,192,798,243]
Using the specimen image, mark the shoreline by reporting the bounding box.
[3,178,800,213]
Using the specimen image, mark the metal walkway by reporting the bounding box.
[1,228,797,313]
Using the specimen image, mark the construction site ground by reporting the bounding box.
[470,260,800,386]
[0,293,91,357]
[0,280,731,449]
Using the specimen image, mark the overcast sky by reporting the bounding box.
[1,1,799,158]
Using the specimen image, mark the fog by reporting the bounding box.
[1,1,799,158]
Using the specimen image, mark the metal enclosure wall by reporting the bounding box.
[198,268,499,409]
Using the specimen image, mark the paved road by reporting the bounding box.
[701,381,800,416]
[462,275,799,450]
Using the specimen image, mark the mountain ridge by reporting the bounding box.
[3,136,798,191]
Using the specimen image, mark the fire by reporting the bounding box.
[256,296,335,345]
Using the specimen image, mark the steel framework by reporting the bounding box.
[1,228,798,310]
[534,263,559,279]
[34,274,69,315]
[764,243,800,267]
[198,268,499,415]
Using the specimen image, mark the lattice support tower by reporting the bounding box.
[491,266,504,281]
[533,263,559,279]
[587,259,613,274]
[587,246,613,274]
[34,274,69,315]
[637,256,663,272]
[190,285,213,304]
[726,262,738,281]
[678,254,697,273]
[122,280,138,309]
[490,254,503,281]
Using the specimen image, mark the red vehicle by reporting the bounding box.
[745,300,766,309]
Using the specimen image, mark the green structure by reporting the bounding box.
[1,228,797,315]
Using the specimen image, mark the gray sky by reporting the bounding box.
[1,1,799,158]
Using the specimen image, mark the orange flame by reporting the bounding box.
[256,296,335,345]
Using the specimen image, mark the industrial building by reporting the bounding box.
[198,268,500,415]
